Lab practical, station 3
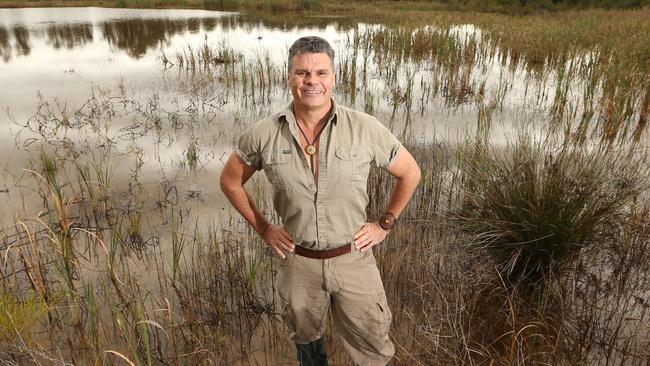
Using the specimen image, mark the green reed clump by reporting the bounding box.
[185,137,199,172]
[168,41,241,72]
[38,152,79,293]
[454,136,646,287]
[0,292,48,344]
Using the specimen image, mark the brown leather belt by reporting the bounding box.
[294,243,352,259]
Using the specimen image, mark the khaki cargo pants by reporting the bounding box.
[276,244,394,366]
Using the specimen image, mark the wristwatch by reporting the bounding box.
[378,212,397,231]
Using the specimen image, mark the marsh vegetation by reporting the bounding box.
[1,5,649,365]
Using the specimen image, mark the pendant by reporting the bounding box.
[305,145,317,156]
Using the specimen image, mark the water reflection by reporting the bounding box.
[46,23,93,49]
[0,9,356,63]
[0,16,235,61]
[12,26,31,57]
[102,18,202,58]
[0,26,9,62]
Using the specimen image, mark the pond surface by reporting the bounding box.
[0,6,637,260]
[0,7,543,138]
[0,8,350,120]
[0,9,438,226]
[0,8,366,227]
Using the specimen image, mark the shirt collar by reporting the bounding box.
[279,99,339,126]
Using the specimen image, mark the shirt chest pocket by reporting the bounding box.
[263,151,293,192]
[335,147,373,187]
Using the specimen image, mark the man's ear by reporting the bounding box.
[286,67,292,86]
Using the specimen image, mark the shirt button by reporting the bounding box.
[309,184,314,188]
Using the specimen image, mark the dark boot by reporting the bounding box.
[295,337,328,366]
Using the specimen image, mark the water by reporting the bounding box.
[0,6,629,247]
[0,8,351,227]
[0,7,550,139]
[2,6,645,242]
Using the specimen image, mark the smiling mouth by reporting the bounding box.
[302,89,324,95]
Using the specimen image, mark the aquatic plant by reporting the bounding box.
[453,136,646,286]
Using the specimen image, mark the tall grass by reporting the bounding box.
[453,136,647,286]
[366,139,650,365]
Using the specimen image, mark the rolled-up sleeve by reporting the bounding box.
[235,125,263,171]
[371,119,402,169]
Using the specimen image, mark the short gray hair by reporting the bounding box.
[288,36,335,72]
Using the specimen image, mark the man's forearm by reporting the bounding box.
[221,183,269,234]
[385,171,420,218]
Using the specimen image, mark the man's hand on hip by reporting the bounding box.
[262,225,295,259]
[354,223,389,252]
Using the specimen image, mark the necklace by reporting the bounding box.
[296,121,327,156]
[296,121,327,176]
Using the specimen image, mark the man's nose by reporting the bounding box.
[303,73,314,84]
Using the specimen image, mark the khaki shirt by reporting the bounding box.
[236,101,402,249]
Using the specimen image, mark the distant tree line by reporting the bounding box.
[409,0,650,10]
[502,0,647,8]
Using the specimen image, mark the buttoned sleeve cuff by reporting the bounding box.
[372,118,403,170]
[235,124,263,171]
[383,143,403,170]
[235,147,262,170]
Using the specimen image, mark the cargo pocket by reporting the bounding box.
[263,151,292,191]
[281,302,297,335]
[375,296,392,337]
[336,292,393,355]
[276,253,294,303]
[335,146,372,187]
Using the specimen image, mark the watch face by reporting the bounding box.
[380,213,396,230]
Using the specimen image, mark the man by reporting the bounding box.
[220,36,420,366]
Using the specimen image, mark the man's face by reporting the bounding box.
[288,52,335,112]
